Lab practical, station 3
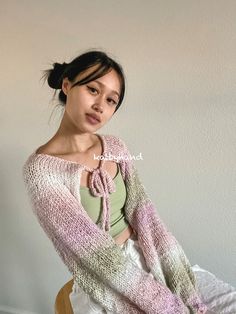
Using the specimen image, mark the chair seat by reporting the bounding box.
[55,279,74,314]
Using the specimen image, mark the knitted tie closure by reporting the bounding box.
[88,167,116,232]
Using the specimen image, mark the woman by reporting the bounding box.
[22,50,207,313]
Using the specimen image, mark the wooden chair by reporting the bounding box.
[54,279,74,314]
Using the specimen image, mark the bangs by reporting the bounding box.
[71,63,112,88]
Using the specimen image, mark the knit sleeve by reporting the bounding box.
[117,137,208,314]
[22,157,190,314]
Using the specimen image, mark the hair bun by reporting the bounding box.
[47,62,68,89]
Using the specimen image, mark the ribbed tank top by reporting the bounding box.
[80,164,130,237]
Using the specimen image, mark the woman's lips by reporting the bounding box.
[85,114,101,125]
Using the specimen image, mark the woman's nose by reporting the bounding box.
[93,103,103,113]
[92,95,104,113]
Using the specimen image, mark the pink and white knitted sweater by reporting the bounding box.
[22,133,208,314]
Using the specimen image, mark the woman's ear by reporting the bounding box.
[62,77,71,95]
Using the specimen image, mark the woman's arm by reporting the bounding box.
[116,136,208,314]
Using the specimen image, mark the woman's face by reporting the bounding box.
[62,65,121,133]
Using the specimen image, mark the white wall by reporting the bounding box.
[1,1,235,313]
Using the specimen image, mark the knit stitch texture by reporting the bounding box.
[22,134,208,314]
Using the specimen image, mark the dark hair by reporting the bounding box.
[42,50,125,112]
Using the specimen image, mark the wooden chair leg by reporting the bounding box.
[54,279,74,314]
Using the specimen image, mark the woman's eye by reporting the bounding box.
[87,86,98,94]
[108,98,117,105]
[87,86,117,105]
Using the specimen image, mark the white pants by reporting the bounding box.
[69,232,153,313]
[69,234,236,314]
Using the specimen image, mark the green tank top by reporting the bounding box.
[80,164,130,238]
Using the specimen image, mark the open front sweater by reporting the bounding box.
[22,134,208,314]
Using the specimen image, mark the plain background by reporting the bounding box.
[0,1,235,313]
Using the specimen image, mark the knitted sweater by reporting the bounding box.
[22,134,208,314]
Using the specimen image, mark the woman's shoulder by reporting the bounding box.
[102,134,133,167]
[35,137,65,156]
[35,144,51,155]
[103,133,129,152]
[22,142,71,184]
